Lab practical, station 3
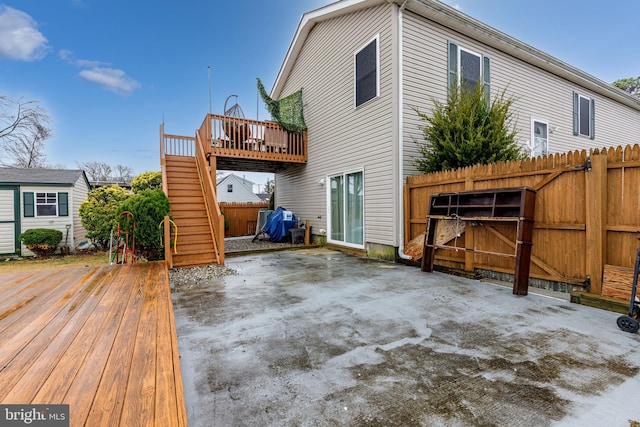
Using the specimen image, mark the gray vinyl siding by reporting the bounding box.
[402,10,449,179]
[275,3,398,247]
[401,10,640,176]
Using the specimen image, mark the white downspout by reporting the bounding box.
[397,0,411,260]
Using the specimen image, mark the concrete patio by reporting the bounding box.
[171,248,640,426]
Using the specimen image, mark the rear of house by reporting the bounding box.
[0,168,90,256]
[270,0,640,261]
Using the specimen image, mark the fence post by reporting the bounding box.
[585,152,607,295]
[163,215,173,269]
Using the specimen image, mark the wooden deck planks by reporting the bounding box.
[159,265,188,427]
[0,267,110,402]
[0,262,187,427]
[0,269,76,330]
[83,265,151,426]
[0,269,90,372]
[34,265,132,409]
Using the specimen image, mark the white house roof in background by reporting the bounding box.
[0,168,89,187]
[272,0,640,111]
[216,173,255,190]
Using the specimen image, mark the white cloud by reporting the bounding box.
[58,49,105,68]
[0,6,49,61]
[79,67,141,95]
[59,49,140,95]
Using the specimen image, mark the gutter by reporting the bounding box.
[397,0,412,260]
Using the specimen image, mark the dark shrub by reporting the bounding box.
[19,228,63,257]
[79,185,132,250]
[118,189,171,260]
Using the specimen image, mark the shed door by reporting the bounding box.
[0,186,19,255]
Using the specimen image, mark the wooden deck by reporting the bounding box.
[0,262,187,427]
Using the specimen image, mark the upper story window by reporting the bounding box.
[573,92,595,139]
[448,41,491,96]
[354,35,379,108]
[227,184,233,193]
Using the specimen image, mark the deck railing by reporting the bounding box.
[163,132,196,157]
[163,115,307,164]
[206,114,306,163]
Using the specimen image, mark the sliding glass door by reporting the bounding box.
[329,171,363,247]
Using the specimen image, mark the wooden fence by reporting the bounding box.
[220,202,269,237]
[405,144,640,302]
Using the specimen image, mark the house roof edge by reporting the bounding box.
[273,0,640,110]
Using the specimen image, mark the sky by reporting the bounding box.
[1,0,638,191]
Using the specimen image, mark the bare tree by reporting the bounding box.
[0,96,51,167]
[112,164,134,182]
[78,161,113,181]
[3,122,50,168]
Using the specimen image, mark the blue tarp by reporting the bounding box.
[263,206,297,242]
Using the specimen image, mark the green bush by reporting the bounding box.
[413,80,525,173]
[79,185,132,250]
[19,228,63,257]
[118,189,171,260]
[131,171,162,193]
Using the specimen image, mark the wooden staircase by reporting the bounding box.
[165,155,219,267]
[160,115,306,268]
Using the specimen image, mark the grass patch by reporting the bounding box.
[0,252,111,274]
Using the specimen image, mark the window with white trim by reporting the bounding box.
[573,91,595,139]
[36,192,58,216]
[531,118,548,157]
[23,191,68,218]
[227,184,233,193]
[354,35,379,108]
[328,170,364,247]
[448,41,490,96]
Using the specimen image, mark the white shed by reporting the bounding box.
[0,168,90,256]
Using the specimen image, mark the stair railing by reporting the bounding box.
[195,126,225,264]
[160,124,168,198]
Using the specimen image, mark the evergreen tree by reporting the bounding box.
[413,80,525,173]
[612,76,640,98]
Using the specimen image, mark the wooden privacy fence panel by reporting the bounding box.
[405,144,640,300]
[220,202,269,237]
[606,145,640,267]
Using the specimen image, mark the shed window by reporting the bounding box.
[36,192,57,216]
[227,184,233,193]
[354,35,379,107]
[23,191,68,217]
